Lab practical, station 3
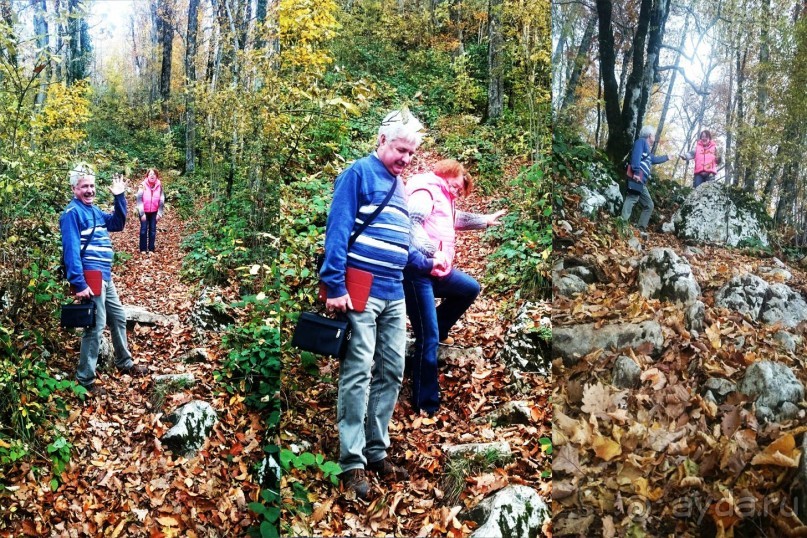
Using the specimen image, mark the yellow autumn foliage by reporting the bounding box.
[30,81,91,149]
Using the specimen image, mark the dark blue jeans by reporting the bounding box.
[403,267,480,414]
[139,212,157,252]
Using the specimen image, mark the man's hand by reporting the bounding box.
[110,174,126,195]
[75,286,93,299]
[326,294,353,313]
[486,209,508,227]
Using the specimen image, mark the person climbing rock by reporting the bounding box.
[135,169,165,255]
[403,159,506,415]
[679,129,722,188]
[60,164,148,396]
[621,125,674,237]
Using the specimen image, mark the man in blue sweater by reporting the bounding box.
[60,164,147,396]
[621,125,674,237]
[321,110,444,499]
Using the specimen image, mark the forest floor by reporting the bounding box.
[553,188,807,537]
[280,151,552,537]
[1,182,264,537]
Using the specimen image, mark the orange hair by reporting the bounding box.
[432,159,474,197]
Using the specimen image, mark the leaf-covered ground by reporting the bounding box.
[553,190,807,538]
[280,153,552,537]
[2,182,264,537]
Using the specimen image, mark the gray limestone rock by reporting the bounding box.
[737,361,804,422]
[714,274,770,320]
[638,248,701,306]
[445,441,512,459]
[759,284,807,328]
[555,274,587,298]
[123,305,179,328]
[465,485,549,538]
[497,303,550,376]
[612,356,641,389]
[161,400,218,456]
[773,331,797,354]
[685,301,706,334]
[669,182,768,247]
[553,321,664,366]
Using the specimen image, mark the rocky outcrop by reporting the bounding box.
[123,305,179,328]
[715,274,807,328]
[161,400,218,456]
[667,182,768,247]
[738,361,804,422]
[497,303,551,376]
[638,248,701,306]
[464,485,549,538]
[553,321,664,366]
[189,288,235,336]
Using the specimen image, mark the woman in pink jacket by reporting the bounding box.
[403,159,506,415]
[680,129,722,188]
[135,169,165,254]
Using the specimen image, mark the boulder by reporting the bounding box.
[638,248,701,306]
[189,288,235,336]
[123,305,179,328]
[737,361,804,422]
[668,182,768,247]
[161,400,218,456]
[465,485,549,538]
[578,185,607,219]
[177,348,210,363]
[153,373,195,387]
[715,275,807,328]
[612,356,641,389]
[553,321,664,366]
[714,274,770,320]
[554,274,587,298]
[445,441,512,459]
[497,303,551,376]
[438,345,484,365]
[475,401,534,427]
[685,301,706,334]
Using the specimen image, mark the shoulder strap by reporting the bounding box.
[81,210,97,258]
[348,179,398,248]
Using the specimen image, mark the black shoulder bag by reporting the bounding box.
[295,178,399,359]
[60,212,97,329]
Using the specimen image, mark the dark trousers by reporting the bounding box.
[694,172,716,188]
[403,267,480,413]
[139,212,157,252]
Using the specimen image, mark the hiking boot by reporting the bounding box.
[84,384,107,396]
[367,458,409,481]
[119,363,148,377]
[340,468,370,500]
[439,336,454,346]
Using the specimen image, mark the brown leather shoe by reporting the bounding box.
[367,458,409,481]
[439,336,454,346]
[84,384,107,396]
[340,468,370,500]
[119,363,148,377]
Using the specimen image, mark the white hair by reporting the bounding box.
[378,109,424,146]
[639,125,656,139]
[69,163,95,186]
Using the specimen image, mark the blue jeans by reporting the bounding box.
[338,297,406,472]
[76,279,134,387]
[403,267,480,413]
[694,172,715,188]
[139,212,157,252]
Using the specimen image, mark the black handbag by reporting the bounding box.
[292,312,351,359]
[60,301,97,329]
[626,165,645,195]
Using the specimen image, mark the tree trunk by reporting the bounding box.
[559,14,595,115]
[0,0,17,69]
[185,0,200,173]
[653,12,688,153]
[150,1,160,104]
[31,0,50,108]
[742,0,770,194]
[67,0,91,84]
[450,0,464,56]
[485,0,503,122]
[158,0,174,109]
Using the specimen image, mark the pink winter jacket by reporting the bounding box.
[406,172,456,277]
[693,139,718,174]
[137,177,164,216]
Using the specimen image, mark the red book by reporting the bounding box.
[71,270,102,296]
[318,267,374,313]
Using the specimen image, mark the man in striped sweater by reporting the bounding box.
[321,110,443,499]
[60,164,147,396]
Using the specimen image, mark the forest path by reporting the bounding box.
[3,180,263,536]
[281,151,552,537]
